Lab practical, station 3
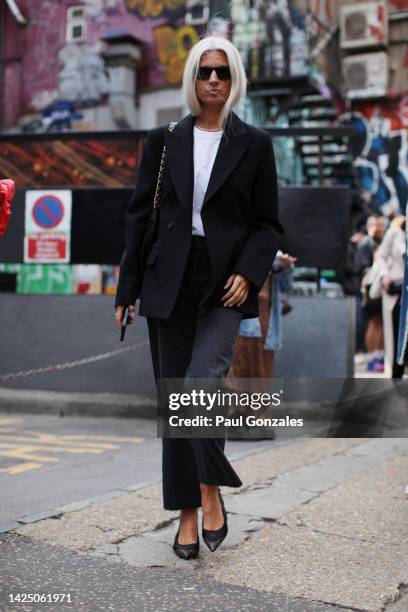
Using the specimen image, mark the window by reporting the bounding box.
[186,0,209,25]
[66,5,86,43]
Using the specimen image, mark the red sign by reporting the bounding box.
[27,234,67,260]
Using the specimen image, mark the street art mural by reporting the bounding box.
[310,0,334,32]
[0,135,143,189]
[126,0,185,19]
[27,43,109,130]
[83,0,121,24]
[338,103,408,217]
[58,43,109,105]
[0,264,112,295]
[153,24,199,83]
[17,265,74,294]
[231,0,309,81]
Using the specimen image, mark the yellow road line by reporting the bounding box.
[0,462,43,475]
[0,421,144,476]
[0,444,107,455]
[0,436,122,449]
[0,449,59,462]
[0,417,22,426]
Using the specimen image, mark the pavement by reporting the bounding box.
[0,388,157,418]
[1,436,408,612]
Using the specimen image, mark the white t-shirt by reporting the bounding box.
[192,125,223,236]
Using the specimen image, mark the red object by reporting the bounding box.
[0,179,15,236]
[27,235,67,260]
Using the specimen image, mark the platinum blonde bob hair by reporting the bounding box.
[182,35,247,129]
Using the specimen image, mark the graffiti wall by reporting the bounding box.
[57,43,109,105]
[126,0,185,19]
[0,264,118,295]
[338,101,408,217]
[153,24,199,83]
[2,1,115,130]
[310,0,335,32]
[0,135,143,189]
[2,0,194,131]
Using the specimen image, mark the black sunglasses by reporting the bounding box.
[196,65,231,81]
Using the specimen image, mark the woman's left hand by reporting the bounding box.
[222,274,250,307]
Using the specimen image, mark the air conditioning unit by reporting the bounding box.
[342,52,388,99]
[340,1,388,49]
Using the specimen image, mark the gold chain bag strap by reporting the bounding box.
[140,121,178,275]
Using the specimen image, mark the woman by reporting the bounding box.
[114,34,284,559]
[377,216,406,378]
[396,205,408,370]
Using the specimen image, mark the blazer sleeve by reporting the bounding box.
[232,133,285,290]
[115,127,164,307]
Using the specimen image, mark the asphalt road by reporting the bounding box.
[0,415,353,612]
[0,412,276,526]
[0,532,349,612]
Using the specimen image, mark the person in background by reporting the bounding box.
[354,215,387,274]
[355,214,387,371]
[377,216,406,378]
[396,205,408,373]
[340,224,369,354]
[228,250,296,383]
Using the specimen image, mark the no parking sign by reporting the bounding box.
[24,190,72,263]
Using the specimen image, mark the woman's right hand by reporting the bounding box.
[114,305,136,330]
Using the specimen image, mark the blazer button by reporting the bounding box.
[167,222,174,229]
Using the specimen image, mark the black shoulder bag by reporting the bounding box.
[139,121,177,278]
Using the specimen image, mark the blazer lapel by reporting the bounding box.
[165,114,194,215]
[165,111,249,214]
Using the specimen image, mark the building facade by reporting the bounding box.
[0,0,212,132]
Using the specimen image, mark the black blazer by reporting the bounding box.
[115,111,285,319]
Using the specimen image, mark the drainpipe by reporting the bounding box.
[4,0,28,25]
[102,33,143,130]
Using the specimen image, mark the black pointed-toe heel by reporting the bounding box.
[202,489,228,552]
[173,527,199,560]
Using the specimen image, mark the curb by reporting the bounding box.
[0,479,161,535]
[0,388,157,419]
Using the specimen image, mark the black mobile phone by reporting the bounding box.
[120,307,130,342]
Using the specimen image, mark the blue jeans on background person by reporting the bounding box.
[237,267,293,351]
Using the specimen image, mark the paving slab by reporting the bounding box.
[143,513,265,549]
[273,439,408,494]
[226,439,408,520]
[197,522,407,612]
[16,492,178,551]
[224,438,364,495]
[281,455,408,545]
[118,535,186,569]
[387,592,408,612]
[226,483,314,519]
[14,439,365,550]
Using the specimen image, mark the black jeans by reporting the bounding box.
[147,235,243,510]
